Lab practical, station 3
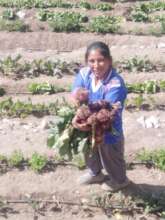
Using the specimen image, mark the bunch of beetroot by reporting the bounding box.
[72,88,120,147]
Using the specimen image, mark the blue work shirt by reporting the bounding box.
[72,67,127,144]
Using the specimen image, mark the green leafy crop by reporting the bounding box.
[29,152,48,172]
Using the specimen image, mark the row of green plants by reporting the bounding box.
[130,1,165,22]
[136,148,165,171]
[0,55,79,78]
[37,10,122,33]
[0,97,61,118]
[0,93,164,118]
[0,55,164,79]
[28,82,70,94]
[125,94,164,111]
[0,0,113,11]
[1,80,165,96]
[127,80,165,94]
[116,56,163,73]
[0,18,29,32]
[28,80,165,95]
[0,8,30,31]
[0,150,51,173]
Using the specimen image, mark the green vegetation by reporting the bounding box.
[1,8,17,20]
[117,56,157,73]
[127,80,165,94]
[95,3,112,11]
[131,94,145,110]
[0,18,29,31]
[48,12,86,32]
[28,82,70,94]
[29,152,47,172]
[0,98,61,118]
[131,1,165,22]
[89,15,122,33]
[37,10,122,33]
[0,0,113,10]
[0,87,5,96]
[136,149,165,171]
[8,150,24,167]
[28,80,165,95]
[0,55,164,79]
[47,106,90,160]
[37,10,88,23]
[0,8,29,31]
[0,55,79,78]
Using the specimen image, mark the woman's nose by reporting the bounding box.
[93,61,99,68]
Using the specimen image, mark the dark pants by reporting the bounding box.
[85,138,126,184]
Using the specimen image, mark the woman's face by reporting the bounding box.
[87,49,112,80]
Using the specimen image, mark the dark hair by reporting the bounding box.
[85,41,111,62]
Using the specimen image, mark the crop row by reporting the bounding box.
[0,147,164,175]
[130,1,165,22]
[36,10,165,33]
[0,55,79,79]
[127,80,165,94]
[0,95,164,119]
[0,0,113,10]
[0,151,49,173]
[1,9,165,34]
[0,55,164,79]
[0,97,61,117]
[137,148,165,171]
[1,80,165,97]
[20,80,165,95]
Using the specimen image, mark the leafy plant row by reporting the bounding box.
[1,79,165,96]
[0,18,29,32]
[0,0,113,11]
[0,97,62,118]
[116,56,164,73]
[27,80,165,95]
[28,82,70,94]
[131,1,165,22]
[136,148,165,171]
[0,55,80,79]
[0,150,52,173]
[0,55,164,79]
[0,91,164,119]
[37,11,122,33]
[127,80,165,94]
[37,10,165,33]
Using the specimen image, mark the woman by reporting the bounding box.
[72,41,130,191]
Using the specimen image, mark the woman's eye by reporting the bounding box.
[88,59,95,63]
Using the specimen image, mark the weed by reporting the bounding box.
[29,152,48,172]
[8,150,24,167]
[0,18,29,32]
[132,95,145,110]
[136,148,165,171]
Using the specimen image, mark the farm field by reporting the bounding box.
[0,0,165,219]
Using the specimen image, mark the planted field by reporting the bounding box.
[0,0,165,219]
